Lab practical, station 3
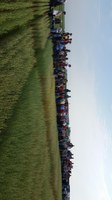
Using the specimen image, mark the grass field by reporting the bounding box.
[0,1,62,200]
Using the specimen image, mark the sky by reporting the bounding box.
[65,0,112,199]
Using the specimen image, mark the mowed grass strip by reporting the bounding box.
[36,39,62,200]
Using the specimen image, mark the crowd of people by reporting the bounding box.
[48,1,74,200]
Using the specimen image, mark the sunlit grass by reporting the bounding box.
[0,1,62,200]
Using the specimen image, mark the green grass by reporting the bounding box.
[36,39,62,199]
[0,67,61,200]
[0,2,32,11]
[0,26,36,131]
[0,1,50,130]
[0,1,62,200]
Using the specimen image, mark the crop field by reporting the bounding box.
[0,1,62,200]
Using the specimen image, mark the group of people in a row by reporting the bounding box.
[48,1,74,200]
